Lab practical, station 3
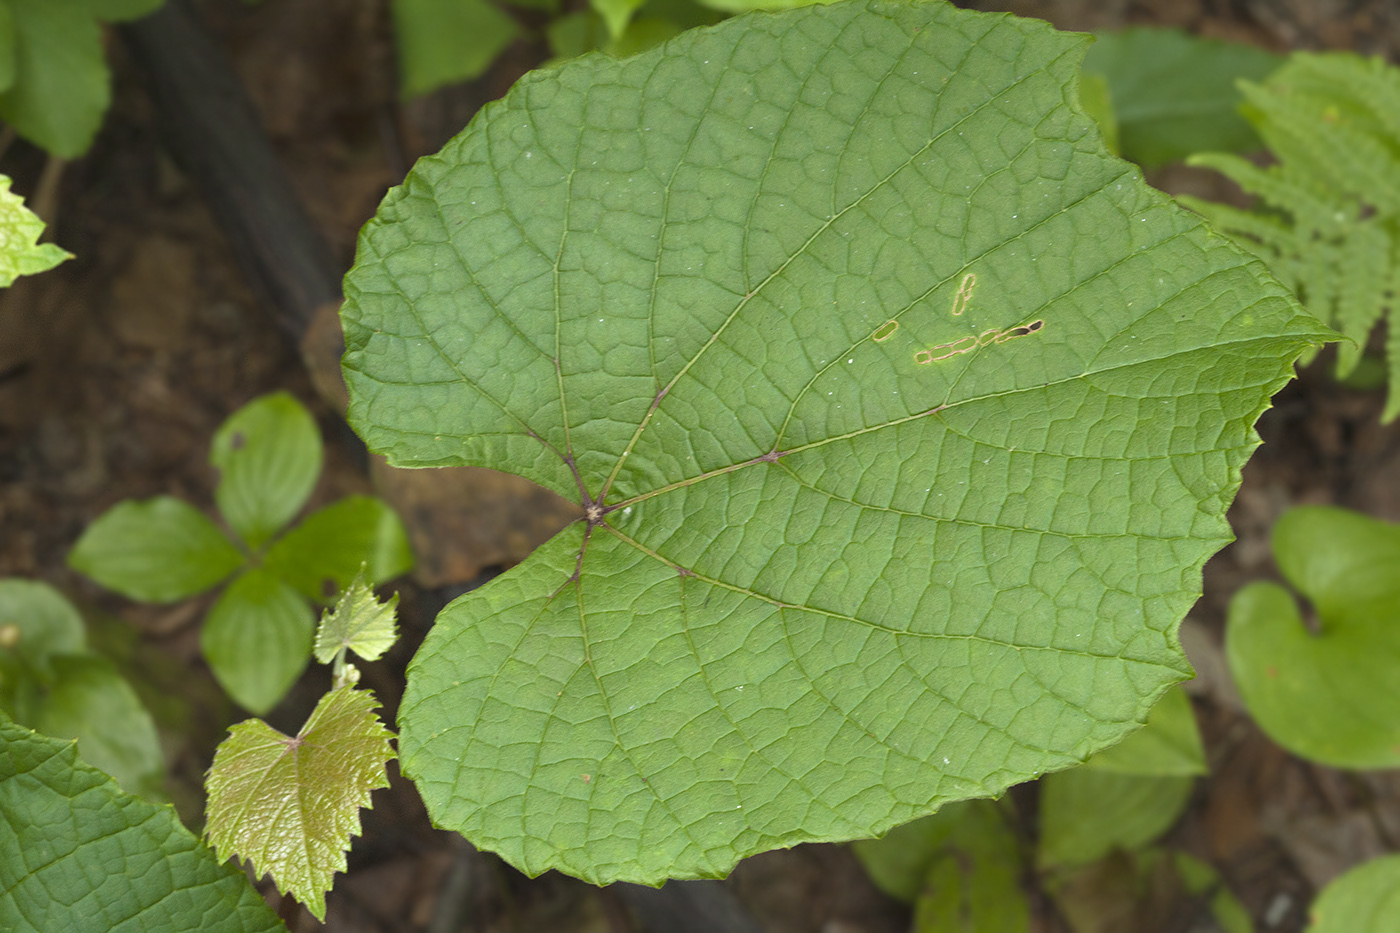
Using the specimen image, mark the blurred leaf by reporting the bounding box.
[1306,854,1400,933]
[392,0,520,99]
[1077,72,1118,156]
[0,5,15,92]
[79,0,164,20]
[1038,769,1194,869]
[35,654,163,796]
[591,0,646,39]
[0,173,70,285]
[852,800,1016,902]
[69,497,245,602]
[205,686,395,921]
[0,578,86,671]
[211,392,323,549]
[0,0,108,157]
[1175,852,1253,933]
[1081,27,1280,167]
[264,495,414,603]
[201,570,314,715]
[313,569,399,665]
[1084,685,1206,776]
[0,719,284,932]
[1048,848,1252,933]
[1227,506,1400,768]
[694,0,838,12]
[545,10,608,60]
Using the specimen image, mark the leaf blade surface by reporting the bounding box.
[342,0,1327,883]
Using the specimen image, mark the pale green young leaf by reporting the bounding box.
[68,496,245,602]
[391,0,519,99]
[0,719,285,933]
[211,392,323,549]
[1226,506,1400,769]
[313,569,399,665]
[263,494,414,603]
[1037,769,1194,869]
[205,686,395,921]
[0,173,70,286]
[1306,854,1400,933]
[35,654,163,796]
[1083,684,1206,776]
[0,1,107,157]
[202,569,314,714]
[343,0,1327,883]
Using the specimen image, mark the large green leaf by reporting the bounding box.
[1083,684,1206,776]
[1226,506,1400,768]
[0,719,284,932]
[68,497,246,603]
[342,0,1327,883]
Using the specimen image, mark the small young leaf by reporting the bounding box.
[391,0,520,99]
[1226,506,1400,769]
[35,654,163,796]
[313,569,399,665]
[68,496,245,602]
[1038,769,1194,870]
[202,569,314,715]
[1083,685,1207,777]
[1306,854,1400,933]
[263,494,414,603]
[0,719,284,933]
[0,173,70,286]
[205,686,395,921]
[211,392,323,549]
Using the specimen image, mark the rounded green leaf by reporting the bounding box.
[0,578,86,670]
[201,570,314,715]
[391,0,520,98]
[1226,507,1400,768]
[1037,768,1194,869]
[0,719,284,933]
[263,495,414,603]
[211,392,323,549]
[1306,854,1400,933]
[342,0,1327,883]
[68,497,245,603]
[0,0,107,158]
[35,654,163,796]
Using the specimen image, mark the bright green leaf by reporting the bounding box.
[1084,684,1206,776]
[1081,28,1280,168]
[35,654,163,796]
[0,173,70,286]
[69,497,245,603]
[1038,769,1194,869]
[205,686,395,921]
[313,569,399,665]
[852,799,1028,932]
[263,495,414,603]
[391,0,520,99]
[1226,506,1400,769]
[0,718,285,933]
[1306,854,1400,933]
[343,0,1327,884]
[201,570,314,715]
[0,0,108,158]
[211,392,323,549]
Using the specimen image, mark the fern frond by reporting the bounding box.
[1188,51,1400,421]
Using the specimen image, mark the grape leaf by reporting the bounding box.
[0,173,69,285]
[341,0,1328,883]
[313,569,399,664]
[204,686,394,921]
[0,718,284,933]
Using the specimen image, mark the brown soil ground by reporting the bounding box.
[2,1,1397,931]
